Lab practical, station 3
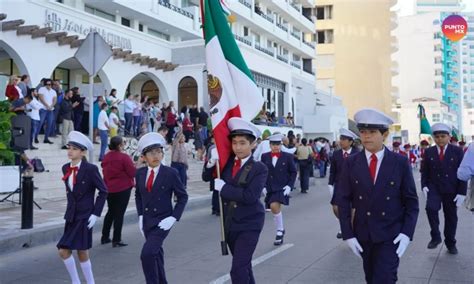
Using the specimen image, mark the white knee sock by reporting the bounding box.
[80,259,95,284]
[273,212,284,233]
[62,255,81,284]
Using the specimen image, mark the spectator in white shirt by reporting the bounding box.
[98,103,110,161]
[123,94,135,136]
[26,89,43,149]
[37,79,57,144]
[109,106,120,137]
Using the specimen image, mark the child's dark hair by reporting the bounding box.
[109,136,123,150]
[231,134,256,144]
[110,106,118,111]
[100,102,108,109]
[158,126,168,133]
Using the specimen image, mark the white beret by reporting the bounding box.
[228,117,261,139]
[67,131,93,151]
[354,108,394,129]
[137,132,167,154]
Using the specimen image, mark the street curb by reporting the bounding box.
[0,195,211,256]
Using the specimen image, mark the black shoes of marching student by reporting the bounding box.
[274,230,285,246]
[427,239,441,249]
[301,190,308,194]
[212,210,220,216]
[101,238,112,245]
[447,245,458,255]
[44,140,53,144]
[30,146,38,150]
[34,138,39,144]
[336,232,342,239]
[112,242,128,248]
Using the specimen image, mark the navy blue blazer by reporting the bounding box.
[62,161,108,223]
[336,148,419,242]
[135,165,188,232]
[328,147,359,186]
[421,145,467,195]
[261,152,297,193]
[203,155,268,232]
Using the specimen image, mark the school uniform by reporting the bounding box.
[337,109,419,284]
[261,151,296,206]
[135,132,188,284]
[329,147,359,205]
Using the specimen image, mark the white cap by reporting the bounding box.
[431,123,451,134]
[268,133,284,143]
[67,131,93,151]
[228,117,261,139]
[354,108,394,129]
[339,128,358,140]
[137,132,167,154]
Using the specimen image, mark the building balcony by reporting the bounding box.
[267,0,314,32]
[276,22,288,32]
[158,0,194,19]
[291,61,301,69]
[234,34,252,46]
[255,43,275,57]
[238,0,252,9]
[277,54,289,63]
[291,30,301,40]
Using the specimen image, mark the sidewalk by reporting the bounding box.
[0,135,213,255]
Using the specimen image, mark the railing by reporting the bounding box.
[158,0,194,19]
[258,12,274,24]
[255,44,275,57]
[290,2,301,12]
[277,55,289,63]
[234,34,252,46]
[238,0,252,9]
[303,41,315,48]
[291,31,301,40]
[276,23,288,32]
[291,61,301,69]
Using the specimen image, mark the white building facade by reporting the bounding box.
[0,0,347,137]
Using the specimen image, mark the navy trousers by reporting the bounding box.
[360,240,399,284]
[141,228,170,284]
[227,230,260,284]
[298,160,310,191]
[426,190,458,247]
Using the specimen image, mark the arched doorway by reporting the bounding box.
[0,41,29,100]
[178,76,198,111]
[141,80,159,102]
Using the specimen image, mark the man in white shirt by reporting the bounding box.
[124,94,135,136]
[26,90,43,150]
[38,79,57,143]
[98,103,109,161]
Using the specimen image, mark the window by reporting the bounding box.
[432,114,441,122]
[148,28,170,41]
[139,24,143,32]
[121,17,131,27]
[317,30,333,44]
[315,5,332,20]
[53,68,70,91]
[243,26,249,36]
[85,5,115,22]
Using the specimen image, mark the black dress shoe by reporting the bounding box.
[427,239,442,249]
[112,242,128,247]
[30,146,38,150]
[447,246,458,255]
[101,238,112,245]
[44,140,53,144]
[34,138,39,144]
[301,190,307,194]
[336,232,342,239]
[273,230,285,246]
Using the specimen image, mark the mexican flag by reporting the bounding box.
[204,0,264,169]
[418,104,431,135]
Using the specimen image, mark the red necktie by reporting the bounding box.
[439,146,444,161]
[369,154,377,183]
[232,159,241,178]
[62,166,78,186]
[343,152,349,159]
[146,169,155,192]
[271,152,281,158]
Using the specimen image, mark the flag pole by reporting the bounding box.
[216,159,229,255]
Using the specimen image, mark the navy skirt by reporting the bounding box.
[57,219,93,250]
[266,190,289,206]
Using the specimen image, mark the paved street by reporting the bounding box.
[0,171,473,284]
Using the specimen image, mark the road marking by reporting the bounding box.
[210,243,294,284]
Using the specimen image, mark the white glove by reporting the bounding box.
[207,148,219,168]
[422,187,429,199]
[158,216,177,231]
[345,237,363,258]
[283,185,291,196]
[214,178,225,192]
[139,215,144,237]
[262,187,267,196]
[87,215,98,229]
[393,233,410,258]
[453,194,466,207]
[328,185,334,197]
